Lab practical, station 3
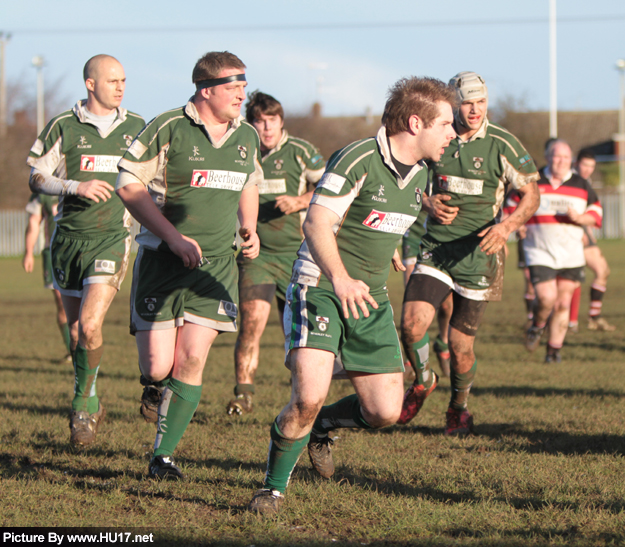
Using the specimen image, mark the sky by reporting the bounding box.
[3,0,625,123]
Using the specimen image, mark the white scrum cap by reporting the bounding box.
[449,71,488,102]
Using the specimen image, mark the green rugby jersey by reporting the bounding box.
[427,118,538,243]
[257,131,325,254]
[27,101,145,237]
[402,208,428,258]
[118,101,263,258]
[292,126,427,301]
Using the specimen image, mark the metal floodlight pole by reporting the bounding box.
[549,0,558,138]
[32,55,45,134]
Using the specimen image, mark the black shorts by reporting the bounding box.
[517,238,526,269]
[403,275,487,337]
[528,265,585,285]
[583,226,597,249]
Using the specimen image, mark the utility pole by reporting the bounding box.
[616,59,625,237]
[0,32,11,139]
[32,56,45,134]
[549,0,557,138]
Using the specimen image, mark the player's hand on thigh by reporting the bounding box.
[239,227,260,259]
[391,249,406,272]
[77,179,114,203]
[332,277,378,320]
[168,234,203,269]
[478,224,510,255]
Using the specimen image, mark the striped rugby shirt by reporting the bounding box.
[291,126,427,302]
[427,118,539,242]
[257,131,325,254]
[27,101,144,237]
[510,167,602,269]
[117,100,263,257]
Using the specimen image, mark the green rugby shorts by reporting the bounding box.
[415,234,505,301]
[41,247,54,290]
[237,250,294,302]
[130,248,239,334]
[284,284,404,374]
[50,229,130,297]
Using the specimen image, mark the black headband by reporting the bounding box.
[195,73,246,90]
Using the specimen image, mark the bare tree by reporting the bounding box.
[0,74,70,208]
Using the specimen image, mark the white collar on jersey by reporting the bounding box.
[377,125,425,189]
[454,116,489,144]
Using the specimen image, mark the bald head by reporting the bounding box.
[83,55,126,115]
[83,54,121,82]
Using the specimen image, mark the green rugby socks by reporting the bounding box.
[312,394,373,436]
[263,420,310,494]
[153,378,202,458]
[60,322,71,353]
[405,333,434,388]
[72,344,103,414]
[234,383,255,396]
[450,359,477,411]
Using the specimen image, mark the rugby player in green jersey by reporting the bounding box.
[27,55,145,447]
[227,91,325,416]
[398,72,539,434]
[401,199,453,379]
[248,77,457,515]
[23,194,71,361]
[116,52,262,480]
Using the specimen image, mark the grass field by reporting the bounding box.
[1,241,625,546]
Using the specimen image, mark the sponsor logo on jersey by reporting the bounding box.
[473,157,483,169]
[519,153,532,167]
[258,178,287,195]
[123,134,134,146]
[77,136,92,149]
[80,155,123,173]
[274,159,284,170]
[318,173,346,194]
[437,175,484,195]
[316,315,329,332]
[144,297,157,312]
[372,184,387,203]
[238,145,247,159]
[415,188,422,204]
[478,276,489,287]
[94,259,116,274]
[218,300,238,318]
[311,154,323,166]
[539,195,575,215]
[81,156,95,171]
[189,146,205,161]
[190,170,247,191]
[362,210,417,234]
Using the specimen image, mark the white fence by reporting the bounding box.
[0,211,141,257]
[0,191,623,256]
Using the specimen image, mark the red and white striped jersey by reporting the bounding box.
[506,168,602,269]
